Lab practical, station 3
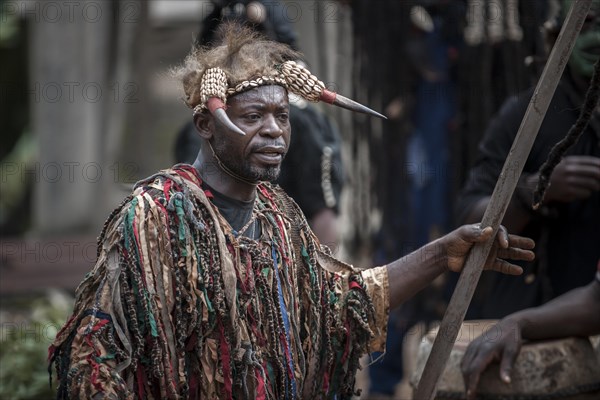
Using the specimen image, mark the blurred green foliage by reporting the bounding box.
[0,291,73,400]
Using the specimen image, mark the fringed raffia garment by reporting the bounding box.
[49,165,388,400]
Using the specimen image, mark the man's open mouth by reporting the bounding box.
[253,146,285,163]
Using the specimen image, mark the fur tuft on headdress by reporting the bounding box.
[174,23,300,110]
[173,22,386,120]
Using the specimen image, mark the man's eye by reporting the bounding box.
[277,113,289,122]
[245,114,261,121]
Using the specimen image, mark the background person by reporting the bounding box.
[455,1,600,318]
[461,260,600,400]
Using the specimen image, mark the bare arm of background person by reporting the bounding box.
[460,273,600,400]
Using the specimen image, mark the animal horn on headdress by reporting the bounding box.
[320,89,387,119]
[201,68,246,136]
[206,97,246,136]
[279,61,387,119]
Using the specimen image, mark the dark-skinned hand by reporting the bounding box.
[442,224,535,275]
[460,318,522,400]
[539,155,600,203]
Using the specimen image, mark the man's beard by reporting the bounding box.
[212,139,282,183]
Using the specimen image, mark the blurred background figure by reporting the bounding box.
[174,0,345,248]
[197,0,298,50]
[352,1,553,397]
[456,0,600,319]
[367,2,463,398]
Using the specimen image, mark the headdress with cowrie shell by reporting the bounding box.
[176,23,385,136]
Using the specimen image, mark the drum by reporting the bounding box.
[410,320,600,400]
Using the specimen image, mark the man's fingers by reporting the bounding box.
[575,176,600,192]
[499,357,514,384]
[466,374,480,400]
[462,356,482,400]
[476,225,493,241]
[507,235,535,250]
[573,166,600,181]
[496,226,509,249]
[462,347,495,400]
[494,234,535,269]
[497,247,535,262]
[565,155,600,168]
[459,224,493,244]
[499,341,520,384]
[489,259,523,275]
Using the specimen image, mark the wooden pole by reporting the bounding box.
[414,1,593,399]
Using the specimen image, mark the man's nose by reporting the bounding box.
[260,114,284,137]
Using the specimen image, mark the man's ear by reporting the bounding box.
[194,112,213,140]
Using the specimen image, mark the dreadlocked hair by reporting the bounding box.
[532,58,600,209]
[172,23,300,110]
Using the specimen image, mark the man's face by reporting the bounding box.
[210,85,291,182]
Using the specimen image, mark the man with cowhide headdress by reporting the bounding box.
[48,24,534,399]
